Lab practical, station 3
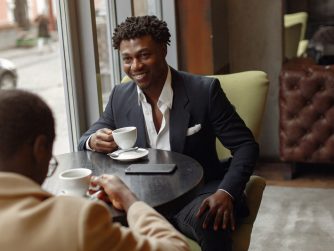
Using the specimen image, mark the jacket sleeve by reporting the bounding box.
[79,201,189,251]
[77,88,117,151]
[208,79,259,200]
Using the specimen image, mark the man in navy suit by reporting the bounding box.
[78,15,259,251]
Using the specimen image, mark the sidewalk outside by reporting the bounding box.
[0,40,71,155]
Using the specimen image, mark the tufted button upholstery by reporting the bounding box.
[279,64,334,163]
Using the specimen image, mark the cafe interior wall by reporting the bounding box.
[227,0,283,160]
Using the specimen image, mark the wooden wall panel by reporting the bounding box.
[175,0,213,74]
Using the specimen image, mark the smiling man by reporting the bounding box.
[78,15,259,251]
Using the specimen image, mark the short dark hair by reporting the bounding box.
[0,90,55,159]
[112,15,171,49]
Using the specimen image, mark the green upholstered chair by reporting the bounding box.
[210,71,269,160]
[284,22,303,59]
[284,12,309,57]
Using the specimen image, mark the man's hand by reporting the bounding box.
[89,175,138,212]
[89,128,118,153]
[196,190,235,231]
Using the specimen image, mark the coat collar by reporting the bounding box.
[0,172,51,198]
[169,68,190,153]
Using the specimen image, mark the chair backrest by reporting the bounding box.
[121,75,131,83]
[209,71,269,159]
[284,22,303,59]
[284,12,308,42]
[284,12,309,58]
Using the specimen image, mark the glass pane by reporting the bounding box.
[94,0,113,109]
[0,0,70,154]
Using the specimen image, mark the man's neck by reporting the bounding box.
[144,65,169,104]
[0,148,43,185]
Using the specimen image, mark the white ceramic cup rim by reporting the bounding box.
[112,126,136,134]
[59,168,92,180]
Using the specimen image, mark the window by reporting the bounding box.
[0,0,70,154]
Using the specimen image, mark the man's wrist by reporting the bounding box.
[85,134,95,151]
[217,189,234,200]
[119,191,138,212]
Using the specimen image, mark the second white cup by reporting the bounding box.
[58,168,92,196]
[112,126,137,149]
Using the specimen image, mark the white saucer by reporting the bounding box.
[108,148,149,162]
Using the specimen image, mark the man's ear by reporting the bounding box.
[31,135,52,184]
[32,135,51,161]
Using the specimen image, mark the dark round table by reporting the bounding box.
[43,149,203,220]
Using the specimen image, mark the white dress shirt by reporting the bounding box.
[137,67,172,151]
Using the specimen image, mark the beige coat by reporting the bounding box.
[0,172,189,251]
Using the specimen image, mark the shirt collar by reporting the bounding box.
[137,67,173,108]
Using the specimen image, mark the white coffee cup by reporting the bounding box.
[112,126,137,149]
[58,168,92,196]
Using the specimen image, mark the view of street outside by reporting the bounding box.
[0,0,70,154]
[0,41,70,154]
[0,0,115,155]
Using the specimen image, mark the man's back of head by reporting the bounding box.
[0,90,55,183]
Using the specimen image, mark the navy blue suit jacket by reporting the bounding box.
[78,68,259,201]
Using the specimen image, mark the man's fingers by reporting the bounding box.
[91,175,109,188]
[196,200,209,218]
[229,212,236,231]
[90,128,118,153]
[89,176,104,190]
[101,128,113,134]
[94,140,117,153]
[202,210,214,229]
[222,211,229,229]
[213,208,224,231]
[89,176,99,187]
[97,129,113,141]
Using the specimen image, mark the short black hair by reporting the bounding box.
[0,90,55,159]
[112,15,171,49]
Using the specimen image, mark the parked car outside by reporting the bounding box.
[0,58,18,89]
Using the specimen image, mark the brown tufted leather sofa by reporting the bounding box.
[279,63,334,168]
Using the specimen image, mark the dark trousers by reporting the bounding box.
[171,191,233,251]
[170,176,249,251]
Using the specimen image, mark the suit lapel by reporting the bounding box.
[123,85,148,148]
[170,69,190,153]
